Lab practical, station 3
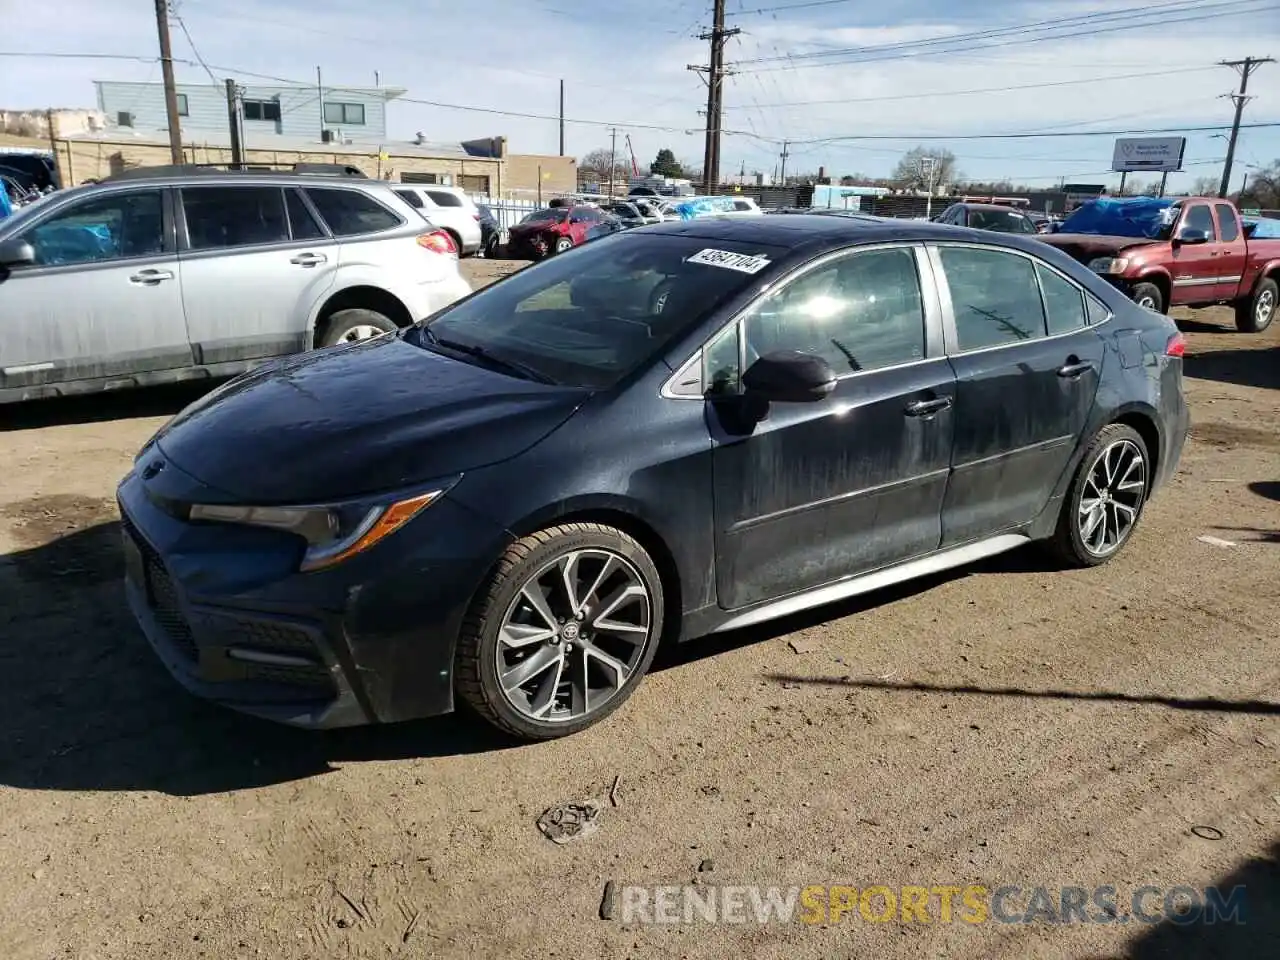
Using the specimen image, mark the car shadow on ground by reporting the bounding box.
[1248,481,1280,503]
[1125,838,1280,958]
[1,380,221,431]
[1182,345,1280,391]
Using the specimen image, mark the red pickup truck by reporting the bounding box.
[1039,197,1280,332]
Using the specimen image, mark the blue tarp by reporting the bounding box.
[672,196,739,220]
[1059,197,1175,238]
[1244,217,1280,239]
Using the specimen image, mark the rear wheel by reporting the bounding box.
[454,523,664,740]
[555,237,574,254]
[1235,277,1277,333]
[317,308,397,348]
[1130,282,1165,314]
[1047,424,1150,568]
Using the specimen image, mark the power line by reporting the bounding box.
[791,121,1280,146]
[732,1,1279,72]
[743,65,1220,108]
[171,13,219,87]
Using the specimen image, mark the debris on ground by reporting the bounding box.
[1197,535,1238,548]
[1191,825,1224,841]
[787,636,821,655]
[609,775,622,808]
[536,800,602,845]
[599,880,616,920]
[698,858,714,873]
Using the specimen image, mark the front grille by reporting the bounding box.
[121,510,198,663]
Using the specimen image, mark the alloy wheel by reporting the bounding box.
[337,324,383,342]
[495,549,653,723]
[1077,439,1147,557]
[1257,288,1275,327]
[1137,295,1158,311]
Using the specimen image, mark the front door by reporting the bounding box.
[0,187,189,392]
[711,244,955,610]
[1168,201,1221,306]
[931,243,1105,546]
[177,185,337,364]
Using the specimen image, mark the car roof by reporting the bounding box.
[954,202,1031,213]
[637,212,1058,255]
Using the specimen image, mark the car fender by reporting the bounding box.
[1249,257,1280,293]
[303,264,421,334]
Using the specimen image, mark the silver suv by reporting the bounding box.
[0,169,471,403]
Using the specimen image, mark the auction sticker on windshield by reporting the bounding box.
[686,248,772,274]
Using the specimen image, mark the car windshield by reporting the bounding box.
[969,209,1030,232]
[413,233,784,389]
[521,208,567,224]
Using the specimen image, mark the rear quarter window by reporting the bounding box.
[425,190,464,208]
[305,188,403,237]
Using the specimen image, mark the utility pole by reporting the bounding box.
[154,0,184,164]
[689,0,740,194]
[779,140,790,184]
[559,80,565,157]
[1218,56,1274,198]
[608,127,618,198]
[225,79,243,169]
[920,156,938,219]
[316,66,326,140]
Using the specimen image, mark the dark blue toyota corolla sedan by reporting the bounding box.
[117,215,1189,740]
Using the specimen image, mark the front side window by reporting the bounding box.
[323,102,366,125]
[1214,203,1240,242]
[742,247,926,375]
[305,188,402,236]
[21,190,164,266]
[1036,263,1087,335]
[416,234,782,389]
[939,246,1046,351]
[1180,203,1216,241]
[183,186,289,250]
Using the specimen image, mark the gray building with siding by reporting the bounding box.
[94,80,403,142]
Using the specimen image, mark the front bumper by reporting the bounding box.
[117,466,510,729]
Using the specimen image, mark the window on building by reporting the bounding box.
[242,99,282,123]
[175,93,189,117]
[305,187,402,236]
[401,173,440,185]
[323,102,366,125]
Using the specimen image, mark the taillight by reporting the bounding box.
[1165,332,1187,357]
[472,212,481,221]
[417,230,457,256]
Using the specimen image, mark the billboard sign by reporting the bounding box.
[1112,137,1186,173]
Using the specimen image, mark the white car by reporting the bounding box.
[394,185,484,256]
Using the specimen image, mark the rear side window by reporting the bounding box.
[733,199,753,211]
[1214,203,1240,242]
[395,189,424,209]
[1181,204,1217,241]
[425,190,464,208]
[1086,294,1111,325]
[286,190,326,240]
[183,186,289,250]
[305,188,402,236]
[1036,263,1086,335]
[939,246,1046,350]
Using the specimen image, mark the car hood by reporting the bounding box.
[1037,233,1159,262]
[149,334,587,504]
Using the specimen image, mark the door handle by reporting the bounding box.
[129,269,174,285]
[904,397,953,417]
[1057,360,1094,378]
[289,252,327,266]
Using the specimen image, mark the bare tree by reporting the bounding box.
[579,148,628,181]
[1190,175,1220,197]
[893,147,958,191]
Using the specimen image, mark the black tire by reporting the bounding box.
[1235,276,1277,333]
[1130,282,1165,314]
[316,308,398,348]
[1047,423,1150,568]
[454,522,665,741]
[484,233,500,259]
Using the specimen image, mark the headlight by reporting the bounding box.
[1088,257,1129,275]
[189,489,445,572]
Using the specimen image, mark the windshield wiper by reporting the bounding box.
[420,327,558,385]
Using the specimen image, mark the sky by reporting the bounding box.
[2,0,1278,192]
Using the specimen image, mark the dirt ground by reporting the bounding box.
[1,260,1277,960]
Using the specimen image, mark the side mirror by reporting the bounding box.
[742,350,837,403]
[0,238,36,267]
[1175,227,1210,245]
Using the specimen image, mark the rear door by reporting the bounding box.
[177,185,338,363]
[1168,202,1220,306]
[710,243,955,609]
[1212,202,1248,300]
[0,187,189,392]
[931,242,1104,545]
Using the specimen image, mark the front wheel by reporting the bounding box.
[1235,277,1277,333]
[454,523,665,740]
[1047,424,1150,568]
[1130,282,1165,314]
[554,237,574,254]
